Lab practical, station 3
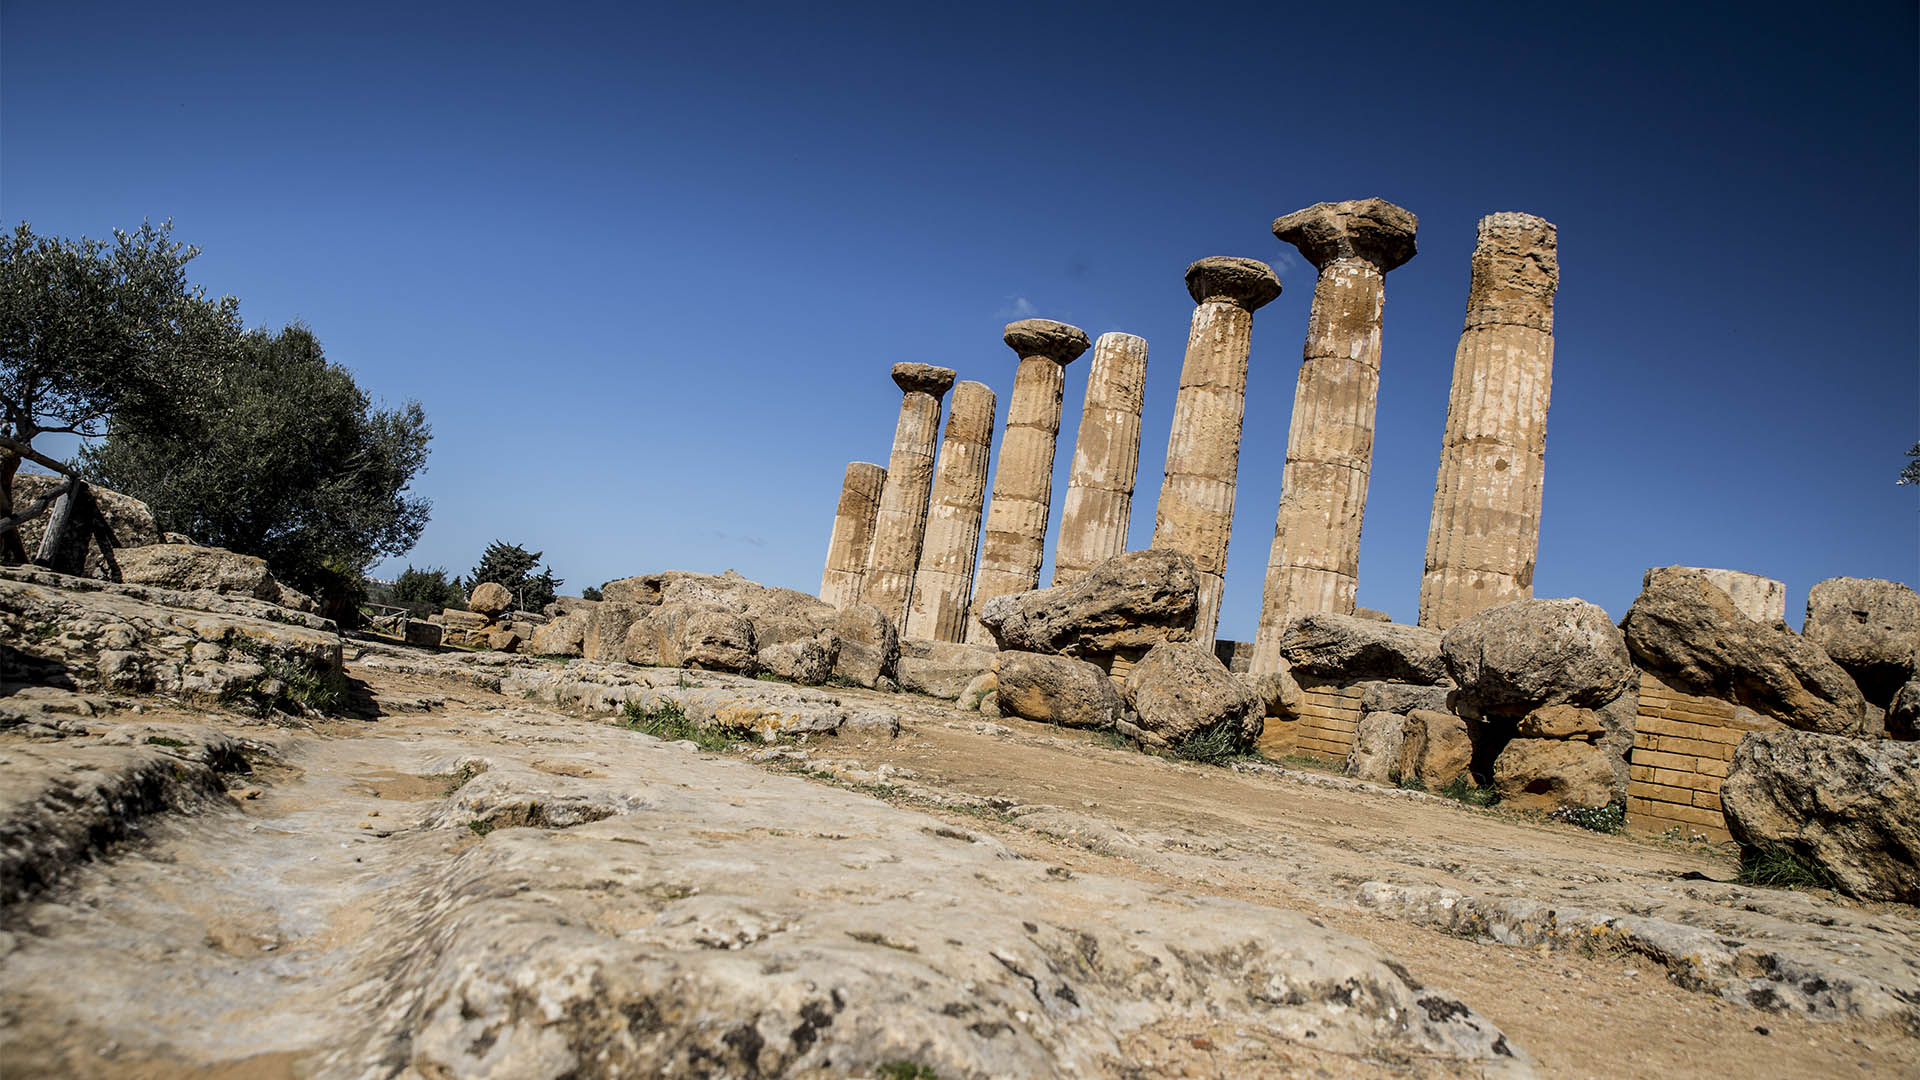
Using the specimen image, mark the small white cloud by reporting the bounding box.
[996,296,1038,319]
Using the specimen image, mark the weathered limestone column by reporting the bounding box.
[860,362,957,625]
[1249,200,1418,677]
[965,319,1091,645]
[819,461,886,608]
[1053,332,1149,587]
[905,381,998,642]
[1149,258,1281,651]
[1418,212,1559,630]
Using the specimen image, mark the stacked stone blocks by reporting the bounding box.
[1625,671,1759,843]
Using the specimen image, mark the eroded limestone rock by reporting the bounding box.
[1440,598,1632,715]
[1121,642,1258,751]
[1802,577,1920,706]
[993,651,1122,730]
[980,549,1198,660]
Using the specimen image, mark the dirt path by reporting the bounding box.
[2,659,1914,1079]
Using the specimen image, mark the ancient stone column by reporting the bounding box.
[965,319,1091,645]
[819,461,886,609]
[1053,332,1149,587]
[860,362,957,625]
[1149,257,1281,651]
[905,381,998,642]
[1248,200,1419,677]
[1418,212,1559,631]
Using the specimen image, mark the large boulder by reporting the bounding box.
[1721,730,1919,903]
[467,581,513,619]
[831,603,900,688]
[679,611,755,673]
[14,474,163,559]
[895,639,996,700]
[1623,567,1866,736]
[528,610,589,657]
[1441,598,1632,715]
[979,549,1197,658]
[115,544,313,612]
[1346,712,1408,784]
[1677,567,1786,625]
[1279,613,1447,685]
[1122,642,1259,750]
[1802,577,1920,705]
[1491,738,1615,810]
[994,651,1124,730]
[1394,710,1473,790]
[1890,676,1920,741]
[757,630,838,685]
[583,603,646,662]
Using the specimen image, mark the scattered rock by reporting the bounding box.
[994,651,1123,730]
[1516,703,1606,739]
[1122,642,1259,751]
[979,549,1198,658]
[527,610,588,656]
[894,639,996,699]
[1346,712,1408,784]
[1721,729,1919,903]
[956,672,998,715]
[403,619,444,650]
[756,631,837,685]
[1802,577,1920,705]
[1441,598,1632,715]
[1491,738,1615,810]
[1395,710,1473,790]
[1623,567,1866,736]
[679,611,756,673]
[467,581,513,619]
[1279,613,1447,685]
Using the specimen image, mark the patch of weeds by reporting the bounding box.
[142,735,188,747]
[467,820,495,837]
[433,761,488,795]
[754,671,790,683]
[877,1063,940,1080]
[1554,801,1626,834]
[676,673,702,689]
[1736,844,1837,891]
[1438,775,1498,807]
[1091,729,1133,751]
[621,700,752,752]
[1395,773,1428,792]
[1170,723,1257,766]
[219,631,350,716]
[1273,752,1337,773]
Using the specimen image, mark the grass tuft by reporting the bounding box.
[1736,843,1837,890]
[143,735,188,747]
[622,700,753,752]
[1438,775,1499,807]
[877,1062,940,1080]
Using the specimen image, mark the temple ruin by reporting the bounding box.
[904,380,997,642]
[1052,332,1149,588]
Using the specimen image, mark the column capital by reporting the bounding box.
[1003,319,1091,364]
[1184,256,1282,311]
[1273,198,1418,273]
[891,362,957,396]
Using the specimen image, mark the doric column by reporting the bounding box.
[1250,199,1418,676]
[904,381,998,642]
[965,319,1091,645]
[860,362,957,625]
[1418,212,1559,630]
[819,461,886,609]
[1053,332,1149,587]
[1149,257,1281,651]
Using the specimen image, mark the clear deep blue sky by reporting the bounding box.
[5,0,1915,634]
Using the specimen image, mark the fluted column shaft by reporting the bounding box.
[1418,213,1558,630]
[966,319,1090,645]
[819,461,886,608]
[1053,332,1148,587]
[1150,257,1280,651]
[861,363,956,624]
[1250,198,1417,677]
[905,381,997,642]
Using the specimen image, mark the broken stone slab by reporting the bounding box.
[1623,567,1866,736]
[1122,642,1259,750]
[980,548,1198,659]
[1358,680,1453,716]
[1721,729,1919,904]
[1676,567,1787,625]
[1279,612,1447,685]
[1395,709,1473,790]
[894,638,995,699]
[1801,576,1920,706]
[993,651,1124,730]
[1440,598,1633,715]
[115,543,315,612]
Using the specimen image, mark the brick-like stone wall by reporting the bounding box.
[1260,679,1363,763]
[1626,670,1769,843]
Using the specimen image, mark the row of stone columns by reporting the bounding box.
[821,205,1557,652]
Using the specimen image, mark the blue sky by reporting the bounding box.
[5,0,1915,634]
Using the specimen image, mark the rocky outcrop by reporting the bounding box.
[1623,567,1866,736]
[1120,643,1259,751]
[1721,730,1919,903]
[528,610,589,656]
[1802,577,1920,705]
[115,544,315,612]
[994,651,1124,730]
[1279,613,1447,685]
[1395,709,1473,789]
[1491,738,1614,810]
[1441,598,1632,714]
[13,474,163,565]
[979,549,1197,659]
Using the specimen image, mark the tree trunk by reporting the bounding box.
[35,480,100,576]
[0,450,26,564]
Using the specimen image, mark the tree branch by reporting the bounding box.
[0,435,77,477]
[0,476,73,534]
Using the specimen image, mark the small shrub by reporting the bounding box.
[622,700,751,752]
[1439,775,1498,807]
[143,735,188,747]
[1171,723,1250,766]
[1554,801,1626,834]
[1395,773,1427,792]
[1736,844,1837,890]
[877,1061,940,1080]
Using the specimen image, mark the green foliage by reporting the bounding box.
[1171,723,1251,765]
[142,735,187,747]
[877,1063,940,1080]
[468,540,561,612]
[1736,843,1837,890]
[1553,801,1627,834]
[621,699,751,752]
[580,585,603,601]
[391,565,466,615]
[1439,775,1499,807]
[80,321,431,609]
[1901,442,1920,486]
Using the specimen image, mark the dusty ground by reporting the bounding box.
[2,650,1915,1079]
